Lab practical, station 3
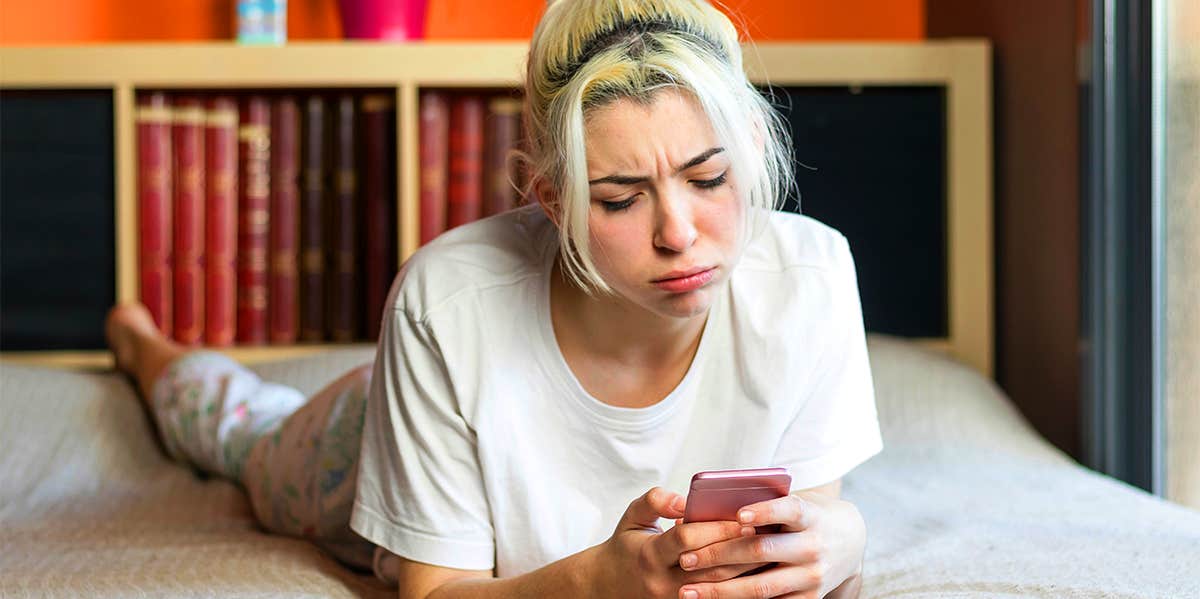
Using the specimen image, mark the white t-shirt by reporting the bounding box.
[350,205,883,577]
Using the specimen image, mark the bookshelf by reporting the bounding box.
[0,40,993,375]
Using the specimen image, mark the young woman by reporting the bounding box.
[106,1,882,597]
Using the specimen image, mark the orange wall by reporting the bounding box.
[1,0,923,44]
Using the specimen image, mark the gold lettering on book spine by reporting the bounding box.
[238,124,268,142]
[179,166,203,192]
[240,287,268,310]
[487,97,522,115]
[242,209,269,234]
[208,252,234,267]
[241,247,268,270]
[177,322,202,341]
[136,106,173,123]
[272,253,297,275]
[206,109,238,128]
[422,167,445,190]
[490,168,509,197]
[241,125,271,200]
[336,169,356,194]
[336,252,355,273]
[301,249,324,273]
[361,95,394,113]
[210,172,235,197]
[304,170,323,191]
[173,106,206,125]
[144,167,170,192]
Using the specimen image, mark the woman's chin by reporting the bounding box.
[650,288,715,320]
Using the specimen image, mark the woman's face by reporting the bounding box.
[582,90,744,320]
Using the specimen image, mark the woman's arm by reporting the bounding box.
[399,545,602,599]
[398,487,763,599]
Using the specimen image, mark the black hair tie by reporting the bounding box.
[547,17,727,87]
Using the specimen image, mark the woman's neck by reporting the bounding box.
[549,258,707,372]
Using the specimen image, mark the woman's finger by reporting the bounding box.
[677,560,771,585]
[654,519,752,567]
[679,563,824,599]
[619,487,686,532]
[678,531,819,572]
[737,494,815,531]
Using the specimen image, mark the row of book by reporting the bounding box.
[418,90,525,244]
[137,88,526,347]
[136,89,397,346]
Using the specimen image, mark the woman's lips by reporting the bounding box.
[652,267,716,293]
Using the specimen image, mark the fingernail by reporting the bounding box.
[680,553,698,569]
[741,526,756,536]
[738,510,754,523]
[683,590,699,599]
[672,496,687,511]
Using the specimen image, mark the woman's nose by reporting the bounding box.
[653,190,698,253]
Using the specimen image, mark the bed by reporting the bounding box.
[2,336,1198,598]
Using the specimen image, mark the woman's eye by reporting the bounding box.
[693,172,728,189]
[601,197,636,212]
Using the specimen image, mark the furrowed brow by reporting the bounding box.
[587,147,725,186]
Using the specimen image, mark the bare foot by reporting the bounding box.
[105,303,159,375]
[105,303,185,401]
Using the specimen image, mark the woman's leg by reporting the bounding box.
[240,363,377,570]
[108,303,306,479]
[106,303,378,573]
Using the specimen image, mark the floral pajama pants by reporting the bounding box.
[149,351,388,578]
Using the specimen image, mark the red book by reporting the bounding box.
[484,96,522,216]
[237,96,271,345]
[204,96,239,347]
[299,95,327,342]
[419,90,449,245]
[327,93,359,342]
[172,96,206,346]
[447,95,484,229]
[269,96,300,344]
[136,92,173,335]
[360,93,397,341]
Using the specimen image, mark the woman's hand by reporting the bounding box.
[673,492,867,599]
[590,487,774,599]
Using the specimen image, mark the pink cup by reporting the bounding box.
[338,0,427,40]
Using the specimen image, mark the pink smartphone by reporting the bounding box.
[682,467,792,532]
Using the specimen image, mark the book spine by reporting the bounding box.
[299,95,327,342]
[327,93,359,342]
[361,93,397,341]
[136,92,173,335]
[447,94,484,229]
[419,90,449,245]
[484,96,522,216]
[237,95,271,345]
[172,96,206,345]
[269,95,300,344]
[205,96,239,347]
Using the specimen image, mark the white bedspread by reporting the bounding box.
[853,336,1200,598]
[1,337,1198,598]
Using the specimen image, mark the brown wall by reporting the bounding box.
[927,1,1082,458]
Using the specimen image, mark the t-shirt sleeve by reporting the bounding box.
[773,234,884,491]
[350,303,495,571]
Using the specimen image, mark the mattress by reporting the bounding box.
[1,337,1198,598]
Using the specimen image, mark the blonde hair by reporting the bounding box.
[522,0,794,293]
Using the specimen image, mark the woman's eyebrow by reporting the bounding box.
[587,147,725,185]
